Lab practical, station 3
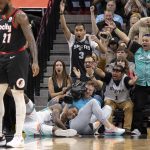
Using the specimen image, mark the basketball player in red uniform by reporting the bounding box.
[0,0,39,147]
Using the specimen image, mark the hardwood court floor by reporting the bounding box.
[1,134,150,150]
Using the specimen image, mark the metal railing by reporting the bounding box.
[31,0,61,97]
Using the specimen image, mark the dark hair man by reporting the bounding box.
[59,1,106,81]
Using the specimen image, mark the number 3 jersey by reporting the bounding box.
[67,34,98,77]
[0,9,26,53]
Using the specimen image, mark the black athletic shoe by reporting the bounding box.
[0,135,6,147]
[89,123,101,135]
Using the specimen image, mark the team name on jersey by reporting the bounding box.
[109,86,125,94]
[73,44,91,51]
[0,23,12,32]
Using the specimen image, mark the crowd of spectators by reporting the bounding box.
[54,0,150,136]
[3,0,150,138]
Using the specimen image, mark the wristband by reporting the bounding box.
[113,27,117,31]
[76,77,80,80]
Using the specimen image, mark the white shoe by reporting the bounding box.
[0,134,6,146]
[131,129,141,136]
[54,129,77,137]
[7,136,24,148]
[104,127,125,136]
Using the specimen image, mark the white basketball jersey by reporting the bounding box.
[104,74,131,103]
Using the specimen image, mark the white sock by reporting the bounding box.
[0,98,4,137]
[11,90,26,137]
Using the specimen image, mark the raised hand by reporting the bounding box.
[90,6,95,13]
[60,0,65,13]
[73,67,81,79]
[132,75,138,83]
[91,35,100,44]
[105,20,116,30]
[129,75,138,85]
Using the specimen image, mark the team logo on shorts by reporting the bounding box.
[16,78,25,88]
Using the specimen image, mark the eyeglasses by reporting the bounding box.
[84,61,93,64]
[117,60,124,62]
[112,68,122,72]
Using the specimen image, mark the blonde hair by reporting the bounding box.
[130,13,141,20]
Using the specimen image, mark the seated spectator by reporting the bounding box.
[124,0,147,28]
[108,57,135,78]
[73,55,103,104]
[96,0,123,26]
[94,65,137,133]
[90,6,122,38]
[97,10,122,35]
[48,60,72,105]
[106,37,119,65]
[61,81,125,135]
[129,13,141,28]
[125,13,141,34]
[108,21,150,135]
[124,0,147,18]
[106,43,135,72]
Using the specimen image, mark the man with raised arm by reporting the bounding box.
[59,1,106,82]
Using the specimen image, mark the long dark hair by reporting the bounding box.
[51,60,69,86]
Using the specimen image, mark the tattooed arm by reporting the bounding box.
[15,11,39,77]
[50,104,67,130]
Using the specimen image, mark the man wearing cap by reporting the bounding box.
[94,64,137,133]
[106,37,119,65]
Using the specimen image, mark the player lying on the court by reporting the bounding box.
[5,88,77,137]
[61,81,125,135]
